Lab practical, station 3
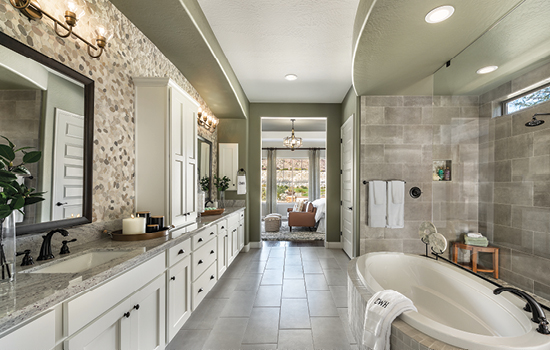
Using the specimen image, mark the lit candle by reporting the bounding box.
[122,214,146,234]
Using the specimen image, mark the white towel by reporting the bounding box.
[237,175,246,195]
[386,181,404,228]
[363,290,417,350]
[467,233,483,238]
[368,181,386,228]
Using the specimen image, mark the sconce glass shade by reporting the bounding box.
[95,24,113,41]
[65,0,85,20]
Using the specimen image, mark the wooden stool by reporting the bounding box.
[452,242,499,279]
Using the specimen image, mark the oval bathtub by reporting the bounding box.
[351,252,550,350]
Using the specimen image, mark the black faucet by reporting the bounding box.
[494,287,550,334]
[37,229,69,261]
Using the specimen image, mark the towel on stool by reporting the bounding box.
[363,290,417,350]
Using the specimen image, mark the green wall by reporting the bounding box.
[248,103,342,244]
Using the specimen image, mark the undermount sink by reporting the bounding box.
[25,250,139,274]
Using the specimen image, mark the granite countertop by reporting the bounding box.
[0,207,245,335]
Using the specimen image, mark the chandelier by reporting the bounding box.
[283,119,302,151]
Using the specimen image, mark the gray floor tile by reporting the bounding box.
[241,344,278,349]
[302,260,323,273]
[278,330,314,350]
[311,317,351,350]
[286,248,301,255]
[242,307,281,344]
[262,269,283,285]
[319,258,341,270]
[269,249,286,258]
[220,290,256,317]
[329,286,348,308]
[313,248,334,258]
[323,269,348,286]
[202,318,248,350]
[166,329,211,350]
[300,252,319,261]
[222,262,248,279]
[280,299,311,329]
[284,255,302,266]
[282,279,307,299]
[305,274,329,291]
[255,285,282,307]
[266,257,285,270]
[183,298,228,330]
[283,265,304,279]
[307,291,339,317]
[206,278,240,299]
[235,273,263,291]
[247,259,267,273]
[338,307,357,345]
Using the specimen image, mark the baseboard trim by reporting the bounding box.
[325,241,343,249]
[249,241,262,249]
[242,243,251,252]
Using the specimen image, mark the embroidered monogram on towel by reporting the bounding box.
[374,298,390,308]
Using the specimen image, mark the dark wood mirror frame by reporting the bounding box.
[0,31,94,235]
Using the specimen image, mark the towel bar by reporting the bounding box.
[362,179,406,185]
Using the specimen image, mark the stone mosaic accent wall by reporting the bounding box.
[478,61,550,300]
[359,96,480,257]
[0,0,219,223]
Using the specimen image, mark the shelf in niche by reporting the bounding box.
[433,160,452,181]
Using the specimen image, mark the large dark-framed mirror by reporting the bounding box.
[0,31,94,235]
[197,135,213,200]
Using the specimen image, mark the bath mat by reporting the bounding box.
[261,220,324,241]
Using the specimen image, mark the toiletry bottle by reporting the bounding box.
[438,168,444,180]
[444,167,451,181]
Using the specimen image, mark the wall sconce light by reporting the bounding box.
[10,0,113,59]
[197,107,218,131]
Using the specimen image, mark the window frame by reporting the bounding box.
[502,82,550,115]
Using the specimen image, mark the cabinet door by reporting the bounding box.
[217,233,228,277]
[238,222,244,250]
[228,227,238,265]
[0,310,55,350]
[170,88,189,227]
[166,256,191,343]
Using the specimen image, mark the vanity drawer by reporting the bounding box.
[227,213,239,228]
[192,238,217,281]
[191,226,217,250]
[65,253,165,335]
[167,238,191,267]
[191,262,217,310]
[0,310,55,350]
[217,219,227,233]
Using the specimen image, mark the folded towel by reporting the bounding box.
[368,181,386,228]
[386,181,404,229]
[237,175,246,195]
[363,290,417,350]
[464,236,489,247]
[466,233,483,238]
[390,180,404,204]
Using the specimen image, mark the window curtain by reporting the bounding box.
[266,149,277,214]
[308,149,320,201]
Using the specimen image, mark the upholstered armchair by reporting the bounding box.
[287,201,317,232]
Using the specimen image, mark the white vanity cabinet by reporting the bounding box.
[217,219,228,277]
[0,310,56,350]
[191,226,218,310]
[65,273,166,350]
[238,211,245,251]
[166,239,191,343]
[134,77,198,228]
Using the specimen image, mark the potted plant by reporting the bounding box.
[200,176,210,194]
[0,136,45,281]
[213,175,230,208]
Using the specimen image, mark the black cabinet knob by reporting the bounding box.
[123,312,130,318]
[170,276,176,281]
[210,231,214,235]
[198,288,204,293]
[221,226,225,229]
[348,207,352,210]
[198,238,203,242]
[210,275,215,280]
[210,250,215,254]
[198,259,203,264]
[178,249,185,255]
[133,304,140,310]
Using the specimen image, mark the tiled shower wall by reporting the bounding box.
[359,95,480,257]
[479,61,550,300]
[0,0,217,226]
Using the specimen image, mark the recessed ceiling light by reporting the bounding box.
[476,66,499,74]
[425,5,455,24]
[285,74,298,81]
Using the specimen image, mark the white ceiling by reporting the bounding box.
[262,117,326,132]
[196,0,360,104]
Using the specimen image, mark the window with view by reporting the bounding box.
[504,84,550,114]
[276,158,309,203]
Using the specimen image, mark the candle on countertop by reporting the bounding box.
[122,214,146,234]
[150,216,164,229]
[146,224,159,233]
[136,211,151,224]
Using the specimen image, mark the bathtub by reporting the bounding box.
[349,252,550,350]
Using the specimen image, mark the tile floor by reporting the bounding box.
[167,241,357,350]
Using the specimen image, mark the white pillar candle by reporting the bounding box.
[122,215,146,234]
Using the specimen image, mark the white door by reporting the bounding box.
[52,108,84,221]
[341,116,355,258]
[170,88,188,227]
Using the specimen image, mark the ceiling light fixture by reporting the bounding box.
[9,0,112,58]
[476,66,499,74]
[425,5,455,24]
[283,119,302,151]
[197,107,218,131]
[285,74,298,81]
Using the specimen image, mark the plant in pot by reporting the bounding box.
[0,136,45,281]
[213,175,230,208]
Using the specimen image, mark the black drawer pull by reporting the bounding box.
[170,276,176,281]
[123,312,131,318]
[225,235,228,237]
[198,238,203,242]
[210,231,214,235]
[221,226,225,229]
[198,259,204,264]
[133,304,140,310]
[210,250,215,254]
[210,275,215,280]
[178,249,185,255]
[198,288,204,293]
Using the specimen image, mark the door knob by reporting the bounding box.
[56,202,68,206]
[348,207,353,210]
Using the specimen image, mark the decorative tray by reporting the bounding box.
[201,208,225,216]
[110,228,170,241]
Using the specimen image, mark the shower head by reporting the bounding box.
[526,113,550,127]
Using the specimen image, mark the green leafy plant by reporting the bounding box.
[200,176,210,193]
[213,175,230,192]
[0,136,45,219]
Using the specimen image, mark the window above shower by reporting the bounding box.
[503,84,550,115]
